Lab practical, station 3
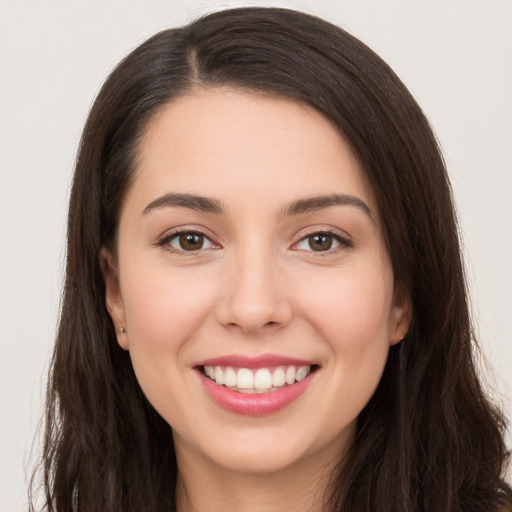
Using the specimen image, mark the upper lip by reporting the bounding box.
[194,354,317,369]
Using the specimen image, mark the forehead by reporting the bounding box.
[127,88,376,215]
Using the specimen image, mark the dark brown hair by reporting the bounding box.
[32,7,511,512]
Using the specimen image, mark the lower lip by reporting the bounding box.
[198,371,315,416]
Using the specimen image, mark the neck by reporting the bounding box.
[174,441,343,512]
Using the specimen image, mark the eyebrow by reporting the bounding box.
[142,192,373,220]
[143,193,224,215]
[278,194,373,220]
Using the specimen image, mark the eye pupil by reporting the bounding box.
[309,233,332,251]
[179,233,204,250]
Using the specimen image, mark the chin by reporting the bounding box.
[205,441,313,475]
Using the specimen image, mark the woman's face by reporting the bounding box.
[104,88,410,476]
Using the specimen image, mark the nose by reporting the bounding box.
[215,248,293,334]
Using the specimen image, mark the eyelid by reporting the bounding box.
[291,227,353,253]
[154,225,352,254]
[155,226,221,252]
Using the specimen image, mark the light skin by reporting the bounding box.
[103,88,411,512]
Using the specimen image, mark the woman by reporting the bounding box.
[32,7,511,512]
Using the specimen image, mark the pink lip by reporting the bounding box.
[194,354,318,416]
[195,354,315,369]
[199,373,314,416]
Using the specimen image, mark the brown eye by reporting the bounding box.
[179,233,204,250]
[308,233,333,251]
[164,231,216,252]
[294,231,351,253]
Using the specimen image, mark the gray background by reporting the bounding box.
[1,1,510,510]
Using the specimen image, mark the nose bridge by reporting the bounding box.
[218,239,292,333]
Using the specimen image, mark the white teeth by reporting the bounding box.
[224,367,237,387]
[285,366,296,385]
[254,368,273,390]
[237,368,254,389]
[205,365,215,379]
[203,364,313,391]
[272,367,286,387]
[214,366,225,385]
[296,365,310,381]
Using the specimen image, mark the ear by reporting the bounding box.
[100,247,129,350]
[388,283,412,346]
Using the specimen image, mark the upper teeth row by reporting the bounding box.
[204,365,311,391]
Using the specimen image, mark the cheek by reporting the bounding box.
[119,268,218,397]
[306,270,392,340]
[118,268,220,427]
[299,266,393,388]
[122,268,216,345]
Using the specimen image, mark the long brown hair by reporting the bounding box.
[32,7,511,512]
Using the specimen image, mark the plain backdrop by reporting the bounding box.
[1,1,511,510]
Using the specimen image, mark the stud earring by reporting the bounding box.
[120,327,127,334]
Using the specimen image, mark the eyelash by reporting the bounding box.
[156,228,217,254]
[292,230,353,255]
[156,228,353,255]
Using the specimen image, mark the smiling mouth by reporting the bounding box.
[200,365,319,394]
